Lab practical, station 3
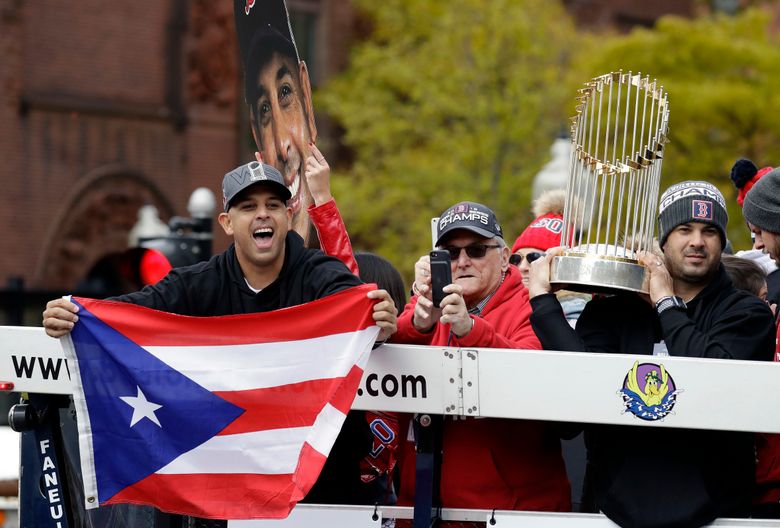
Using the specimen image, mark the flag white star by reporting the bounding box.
[119,386,162,428]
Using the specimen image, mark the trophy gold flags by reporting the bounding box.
[551,72,670,293]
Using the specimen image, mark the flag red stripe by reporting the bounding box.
[328,364,366,416]
[215,365,365,435]
[215,380,330,435]
[73,283,376,346]
[292,442,328,497]
[106,472,300,519]
[107,448,329,519]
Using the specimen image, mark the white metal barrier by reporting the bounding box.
[5,326,780,433]
[230,504,780,527]
[3,325,780,526]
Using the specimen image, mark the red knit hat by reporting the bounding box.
[511,212,565,252]
[730,158,773,207]
[512,189,569,253]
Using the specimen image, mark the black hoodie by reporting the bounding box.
[114,231,362,314]
[530,265,775,528]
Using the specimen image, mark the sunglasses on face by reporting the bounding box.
[509,251,545,266]
[441,244,502,260]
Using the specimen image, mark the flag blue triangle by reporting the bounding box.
[71,301,244,502]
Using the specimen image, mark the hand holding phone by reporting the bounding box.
[429,250,452,308]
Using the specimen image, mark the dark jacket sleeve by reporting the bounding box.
[529,294,587,352]
[531,293,638,354]
[307,255,363,300]
[109,270,191,313]
[660,295,775,361]
[529,294,589,440]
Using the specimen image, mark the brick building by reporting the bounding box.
[1,1,239,296]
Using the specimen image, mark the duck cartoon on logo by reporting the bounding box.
[620,360,680,421]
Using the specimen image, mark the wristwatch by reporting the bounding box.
[655,295,687,315]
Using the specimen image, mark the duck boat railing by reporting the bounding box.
[2,326,780,527]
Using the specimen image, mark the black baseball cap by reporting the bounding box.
[222,161,291,211]
[436,201,503,246]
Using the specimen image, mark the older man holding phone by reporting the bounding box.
[392,201,571,515]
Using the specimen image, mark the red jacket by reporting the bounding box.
[308,199,359,276]
[393,265,571,511]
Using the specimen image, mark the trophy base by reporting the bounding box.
[550,254,648,295]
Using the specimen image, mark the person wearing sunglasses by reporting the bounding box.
[511,189,568,287]
[392,201,571,516]
[509,249,546,268]
[511,189,589,327]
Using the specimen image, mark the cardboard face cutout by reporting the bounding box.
[234,0,318,243]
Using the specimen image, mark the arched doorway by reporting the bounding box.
[34,164,174,291]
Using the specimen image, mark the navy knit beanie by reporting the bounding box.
[743,168,780,234]
[658,181,728,248]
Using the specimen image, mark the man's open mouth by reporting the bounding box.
[253,227,274,249]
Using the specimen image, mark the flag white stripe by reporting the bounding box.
[157,426,311,475]
[306,403,347,457]
[60,332,101,509]
[156,404,350,476]
[144,327,379,392]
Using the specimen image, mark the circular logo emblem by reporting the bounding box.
[620,360,679,421]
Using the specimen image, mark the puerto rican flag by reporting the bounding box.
[61,285,379,520]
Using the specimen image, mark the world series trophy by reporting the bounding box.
[551,71,670,294]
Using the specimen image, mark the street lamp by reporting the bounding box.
[135,188,217,285]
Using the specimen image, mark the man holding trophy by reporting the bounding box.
[527,180,774,527]
[525,73,774,528]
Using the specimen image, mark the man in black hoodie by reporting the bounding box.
[42,162,398,514]
[44,161,397,335]
[528,181,775,528]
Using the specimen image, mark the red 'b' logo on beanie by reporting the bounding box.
[692,200,713,220]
